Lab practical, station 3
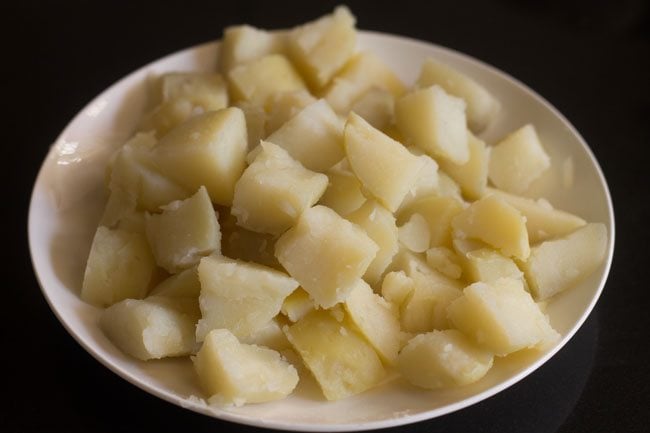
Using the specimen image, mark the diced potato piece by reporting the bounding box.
[152,108,248,206]
[149,267,200,298]
[240,318,292,351]
[284,309,385,400]
[344,280,401,365]
[319,159,366,216]
[488,124,550,194]
[398,196,464,248]
[381,271,415,308]
[452,195,530,260]
[438,131,489,200]
[193,328,298,406]
[81,226,155,307]
[287,6,357,89]
[521,223,608,300]
[460,247,525,286]
[231,142,328,235]
[416,58,499,132]
[484,187,587,243]
[398,213,430,253]
[265,90,317,134]
[324,52,406,113]
[266,99,344,172]
[145,186,221,273]
[138,98,196,138]
[350,87,395,131]
[234,101,266,151]
[196,255,299,341]
[447,278,559,356]
[398,329,493,389]
[345,200,399,286]
[281,287,314,322]
[275,205,378,308]
[437,171,465,202]
[228,54,307,106]
[395,85,469,165]
[219,25,287,73]
[396,153,439,211]
[100,296,199,360]
[425,247,462,279]
[344,112,427,212]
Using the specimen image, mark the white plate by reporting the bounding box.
[29,31,614,431]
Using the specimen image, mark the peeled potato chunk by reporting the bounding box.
[395,85,469,165]
[344,112,427,212]
[193,328,299,406]
[425,247,463,280]
[488,124,550,194]
[452,195,530,261]
[398,195,464,248]
[240,318,292,352]
[275,205,378,308]
[416,58,499,132]
[196,255,299,341]
[231,141,328,235]
[447,278,559,356]
[319,158,366,216]
[287,6,357,89]
[457,246,526,287]
[521,223,608,300]
[284,309,385,400]
[281,287,314,322]
[152,108,248,206]
[398,329,493,389]
[145,186,221,273]
[219,25,287,73]
[396,153,439,212]
[265,90,317,134]
[82,226,155,307]
[100,296,199,361]
[438,131,489,200]
[350,87,395,131]
[234,101,266,151]
[266,99,344,172]
[149,267,201,298]
[398,213,431,253]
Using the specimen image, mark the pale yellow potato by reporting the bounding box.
[138,98,196,138]
[228,54,307,106]
[231,142,328,235]
[398,213,431,253]
[145,186,221,273]
[488,124,550,194]
[345,200,399,286]
[275,205,378,308]
[149,267,200,298]
[350,87,395,131]
[266,99,344,172]
[100,296,199,360]
[425,246,462,280]
[196,255,299,341]
[398,195,464,248]
[219,25,287,73]
[459,247,526,287]
[240,318,292,351]
[283,309,385,400]
[265,90,317,134]
[452,195,530,261]
[234,101,266,151]
[344,112,427,212]
[324,52,406,113]
[396,153,439,212]
[398,329,493,389]
[81,226,155,307]
[381,270,414,308]
[521,223,608,300]
[447,278,559,356]
[438,131,489,200]
[152,108,248,206]
[287,6,357,89]
[319,158,367,216]
[395,85,469,165]
[281,287,314,322]
[416,58,499,132]
[483,187,587,244]
[193,328,298,406]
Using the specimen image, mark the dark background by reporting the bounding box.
[5,0,649,432]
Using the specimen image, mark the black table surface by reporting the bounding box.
[6,1,649,432]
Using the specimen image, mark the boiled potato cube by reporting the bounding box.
[196,255,299,341]
[398,329,493,389]
[219,25,287,73]
[438,131,489,200]
[398,196,464,248]
[344,112,427,212]
[447,278,559,356]
[425,247,462,280]
[381,270,414,308]
[398,213,430,253]
[234,101,266,151]
[345,200,399,286]
[484,187,587,243]
[149,267,200,298]
[283,309,385,400]
[265,90,317,134]
[281,287,314,322]
[395,85,469,165]
[240,318,292,351]
[145,186,221,273]
[266,99,345,172]
[81,226,155,307]
[324,52,406,113]
[275,205,378,308]
[287,6,357,89]
[456,245,527,289]
[231,142,328,235]
[138,98,196,138]
[193,328,298,406]
[344,280,401,365]
[100,296,199,360]
[488,124,550,194]
[452,195,530,260]
[350,87,395,131]
[228,54,307,106]
[521,223,608,300]
[318,159,366,216]
[396,154,439,212]
[416,58,499,132]
[152,108,248,206]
